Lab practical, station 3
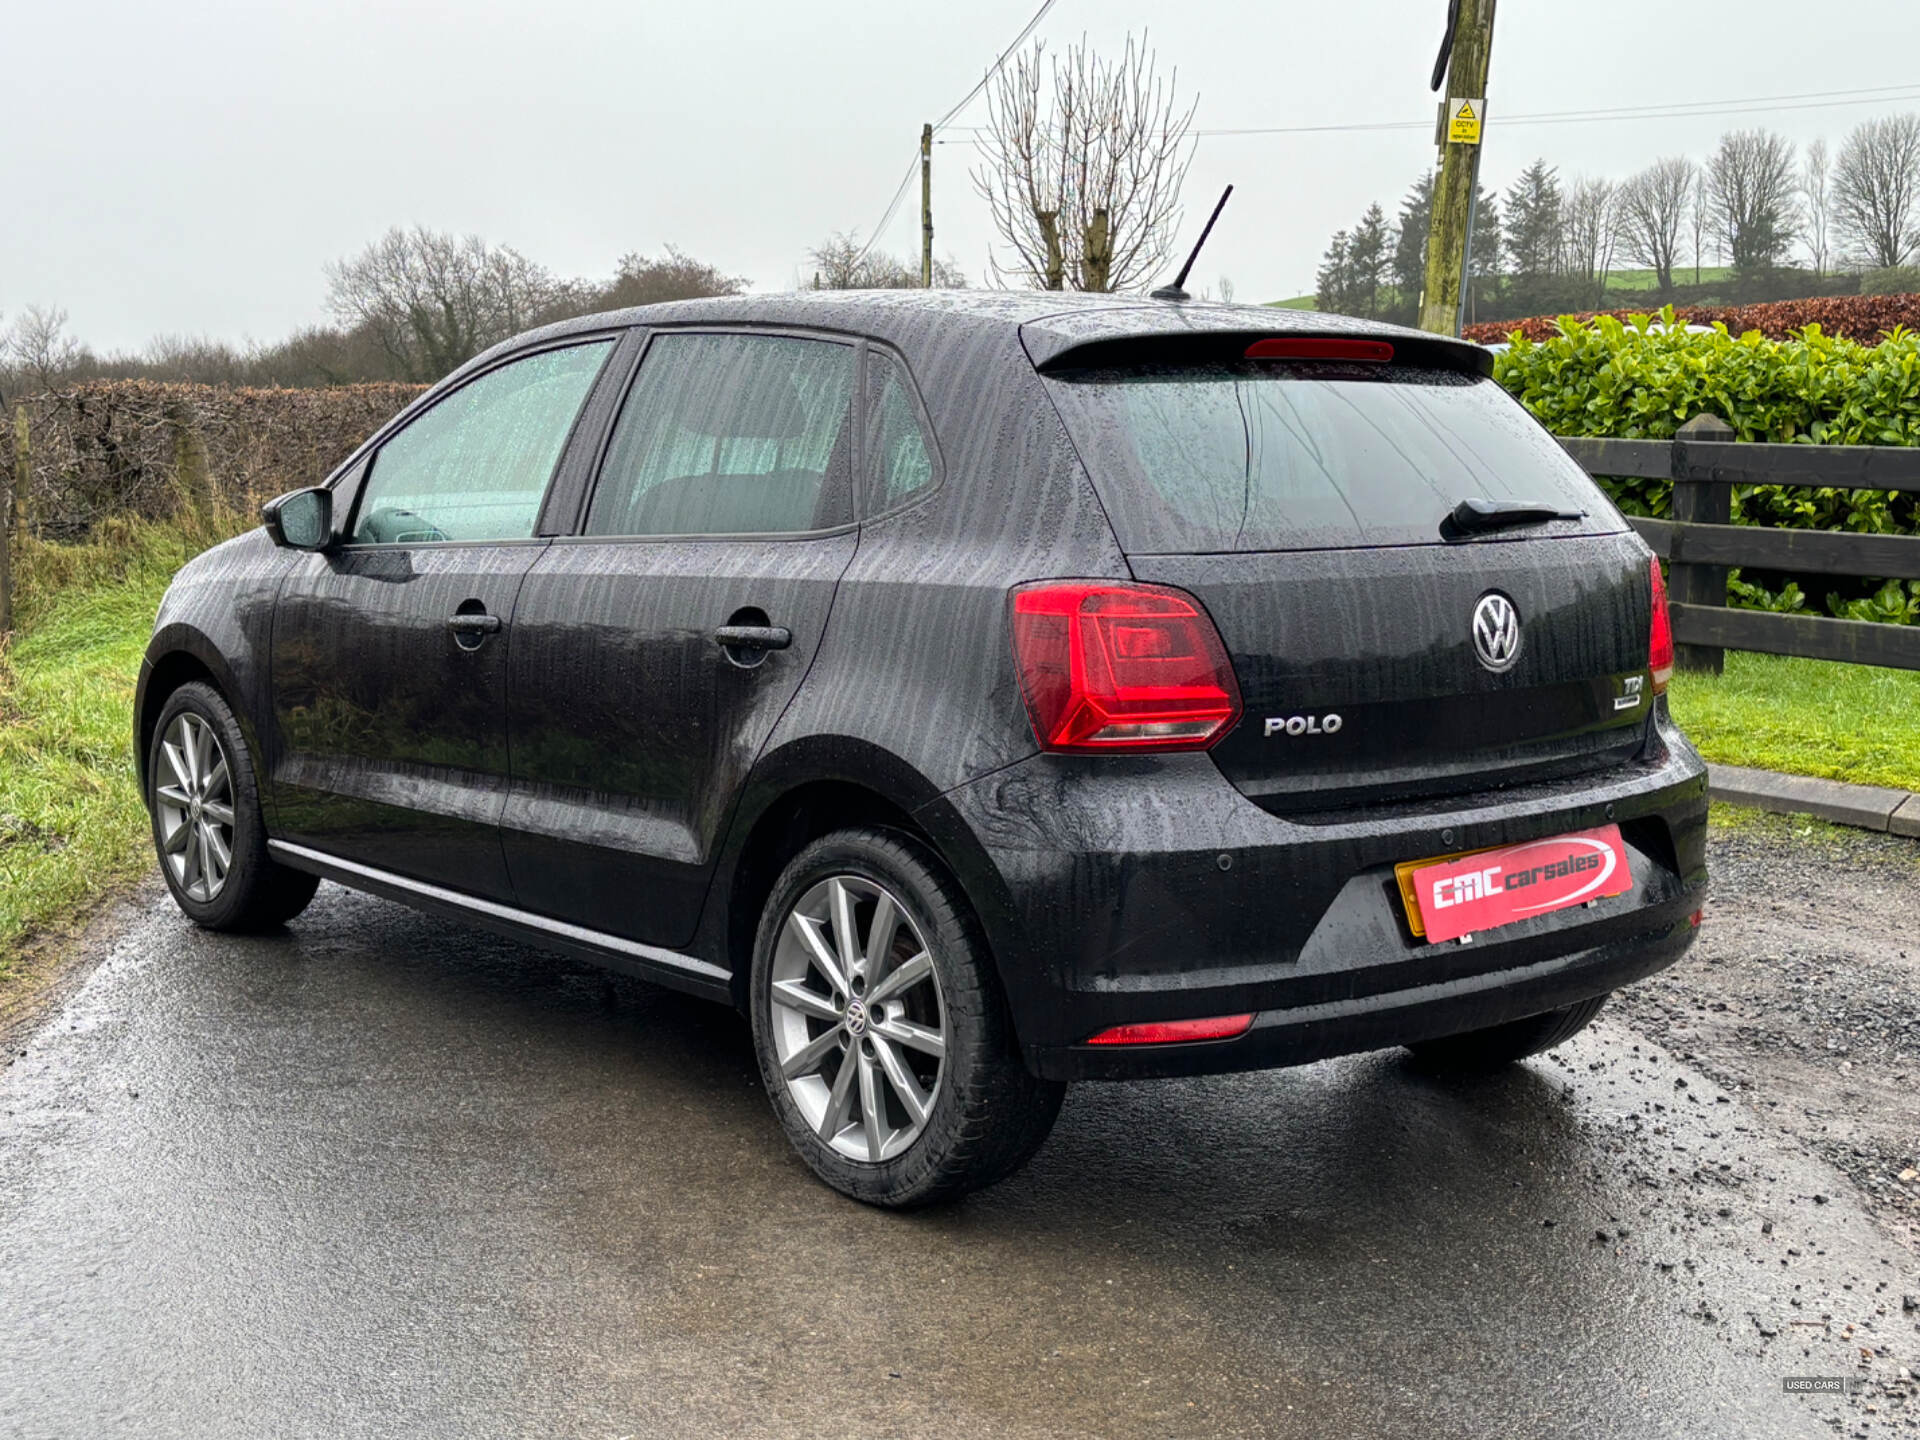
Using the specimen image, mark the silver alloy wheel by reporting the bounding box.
[154,712,236,903]
[768,875,947,1163]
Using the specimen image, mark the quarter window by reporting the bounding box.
[351,341,613,545]
[585,333,855,537]
[864,352,936,513]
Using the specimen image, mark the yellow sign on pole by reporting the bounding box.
[1447,97,1484,145]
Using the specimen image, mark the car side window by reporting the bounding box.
[584,333,854,538]
[863,351,937,514]
[351,340,614,545]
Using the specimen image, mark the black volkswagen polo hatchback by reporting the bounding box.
[137,291,1707,1206]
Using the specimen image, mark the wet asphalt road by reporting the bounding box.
[2,875,1913,1439]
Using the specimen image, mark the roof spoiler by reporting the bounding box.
[1028,329,1494,379]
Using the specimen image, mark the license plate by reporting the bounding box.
[1396,824,1632,944]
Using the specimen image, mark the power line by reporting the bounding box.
[933,80,1920,142]
[853,0,1060,266]
[934,0,1059,132]
[850,156,924,268]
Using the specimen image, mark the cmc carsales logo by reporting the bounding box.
[1430,843,1615,912]
[1412,826,1632,945]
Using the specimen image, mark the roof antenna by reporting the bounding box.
[1151,184,1233,302]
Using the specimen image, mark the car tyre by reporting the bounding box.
[1404,993,1609,1074]
[148,681,319,932]
[750,826,1064,1208]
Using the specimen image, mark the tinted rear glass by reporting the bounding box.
[1045,364,1620,553]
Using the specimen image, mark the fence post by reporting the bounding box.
[1,407,27,637]
[10,407,26,539]
[0,411,14,636]
[1668,412,1735,674]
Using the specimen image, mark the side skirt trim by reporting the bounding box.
[266,838,734,1001]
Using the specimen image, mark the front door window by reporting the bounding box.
[352,341,613,544]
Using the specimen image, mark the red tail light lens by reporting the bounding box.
[1649,557,1674,694]
[1086,1014,1255,1046]
[1244,337,1394,363]
[1010,582,1243,751]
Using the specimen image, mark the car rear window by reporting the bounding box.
[1044,363,1620,553]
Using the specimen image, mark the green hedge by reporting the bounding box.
[1494,309,1920,624]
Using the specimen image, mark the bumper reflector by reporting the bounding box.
[1085,1014,1255,1046]
[1689,909,1704,928]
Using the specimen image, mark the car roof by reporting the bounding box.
[492,290,1488,374]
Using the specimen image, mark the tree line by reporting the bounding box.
[1314,113,1920,325]
[0,227,972,397]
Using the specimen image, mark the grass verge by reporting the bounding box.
[0,517,216,983]
[1668,651,1920,792]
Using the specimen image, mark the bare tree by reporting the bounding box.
[1801,138,1834,277]
[592,247,749,309]
[1562,176,1620,307]
[1833,114,1920,270]
[1706,129,1798,273]
[4,305,88,393]
[973,34,1196,292]
[1689,170,1710,285]
[325,226,564,382]
[804,232,965,290]
[141,334,254,386]
[1216,276,1235,305]
[1615,157,1696,293]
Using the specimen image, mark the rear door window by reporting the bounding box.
[863,351,937,514]
[584,333,855,537]
[351,341,613,544]
[1045,363,1620,553]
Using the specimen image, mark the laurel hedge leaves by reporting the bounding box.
[1493,310,1920,623]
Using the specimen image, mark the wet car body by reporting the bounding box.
[135,290,1706,1123]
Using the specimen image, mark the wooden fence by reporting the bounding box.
[1559,413,1920,673]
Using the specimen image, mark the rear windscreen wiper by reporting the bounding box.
[1446,497,1587,535]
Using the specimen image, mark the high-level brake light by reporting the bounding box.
[1244,337,1394,363]
[1010,582,1242,752]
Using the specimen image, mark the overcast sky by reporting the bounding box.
[6,0,1918,353]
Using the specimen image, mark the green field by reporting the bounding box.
[1265,268,1740,313]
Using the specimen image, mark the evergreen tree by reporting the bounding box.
[1389,173,1435,326]
[1314,230,1353,314]
[1466,185,1504,324]
[1503,160,1564,279]
[1347,204,1391,318]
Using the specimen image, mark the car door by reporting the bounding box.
[501,329,861,946]
[268,337,619,898]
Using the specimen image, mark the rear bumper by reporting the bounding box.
[922,707,1708,1081]
[1031,899,1697,1081]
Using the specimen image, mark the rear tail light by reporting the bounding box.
[1245,337,1394,363]
[1649,557,1675,694]
[1010,582,1242,751]
[1086,1014,1255,1046]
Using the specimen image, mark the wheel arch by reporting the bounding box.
[704,739,1031,1046]
[134,626,248,799]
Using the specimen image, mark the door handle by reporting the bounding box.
[448,613,503,635]
[714,624,792,651]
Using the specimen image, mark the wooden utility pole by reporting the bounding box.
[1419,0,1496,335]
[920,123,934,288]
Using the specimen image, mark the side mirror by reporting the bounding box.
[262,488,333,551]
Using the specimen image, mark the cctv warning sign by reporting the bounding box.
[1447,97,1484,145]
